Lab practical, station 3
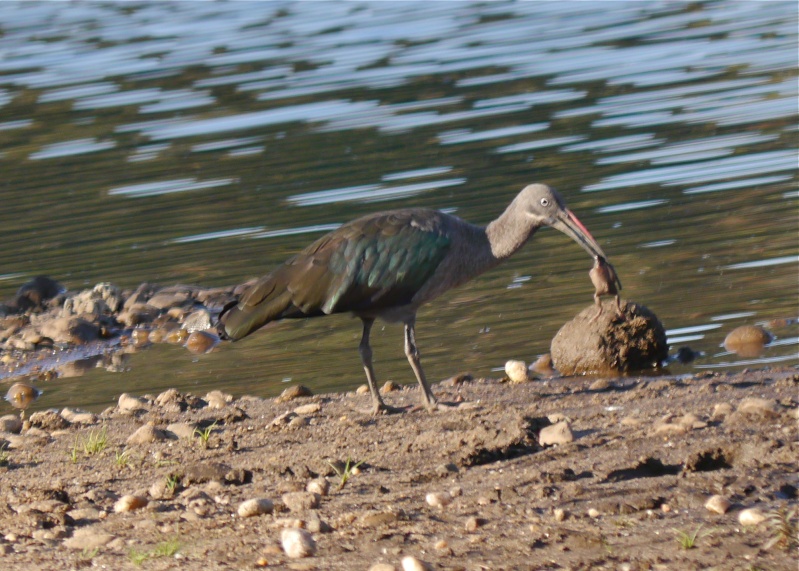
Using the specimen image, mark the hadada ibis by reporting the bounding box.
[218,183,614,414]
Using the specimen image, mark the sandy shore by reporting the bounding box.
[0,366,796,570]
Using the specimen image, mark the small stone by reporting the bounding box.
[401,555,432,571]
[356,385,370,395]
[661,503,671,513]
[238,498,274,518]
[59,408,96,425]
[63,528,115,550]
[553,508,567,522]
[185,331,219,354]
[504,359,529,383]
[282,491,320,512]
[205,390,232,409]
[425,492,451,509]
[368,564,397,571]
[166,422,197,439]
[114,495,148,513]
[0,415,23,434]
[738,507,767,526]
[381,381,400,393]
[538,421,574,446]
[294,403,321,415]
[182,309,212,333]
[465,516,485,531]
[306,478,330,497]
[127,424,168,444]
[737,397,779,417]
[530,353,556,377]
[587,508,601,518]
[4,383,42,410]
[704,495,731,515]
[588,378,611,391]
[28,410,70,431]
[278,385,313,402]
[620,416,643,427]
[281,528,316,558]
[724,325,771,357]
[117,393,149,413]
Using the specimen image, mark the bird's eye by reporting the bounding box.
[540,198,550,207]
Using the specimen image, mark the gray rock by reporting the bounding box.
[538,421,574,446]
[127,424,168,444]
[282,491,321,512]
[0,415,22,434]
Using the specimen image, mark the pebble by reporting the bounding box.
[504,360,529,383]
[588,378,611,391]
[587,508,601,518]
[182,309,212,332]
[738,507,767,526]
[538,421,574,446]
[737,397,779,417]
[0,415,23,434]
[63,528,115,550]
[59,408,96,424]
[294,403,321,416]
[117,393,149,413]
[553,508,568,522]
[166,422,197,439]
[356,385,370,395]
[238,498,274,518]
[114,495,148,513]
[205,390,232,409]
[278,385,314,402]
[127,424,168,444]
[401,555,432,571]
[465,516,485,531]
[29,410,70,430]
[704,495,731,515]
[723,325,771,357]
[282,491,321,512]
[530,353,556,376]
[185,331,219,354]
[381,381,400,393]
[306,478,330,497]
[368,564,397,571]
[425,492,452,509]
[130,328,150,347]
[281,528,316,558]
[4,383,42,410]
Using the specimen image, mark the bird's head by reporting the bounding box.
[518,183,609,261]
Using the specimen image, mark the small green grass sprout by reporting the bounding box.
[673,524,708,549]
[328,457,365,490]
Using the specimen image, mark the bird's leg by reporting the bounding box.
[403,319,439,411]
[359,318,404,415]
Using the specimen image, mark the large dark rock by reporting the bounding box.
[550,300,667,375]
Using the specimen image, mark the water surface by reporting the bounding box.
[0,1,796,412]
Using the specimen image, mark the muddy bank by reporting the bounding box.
[0,367,796,570]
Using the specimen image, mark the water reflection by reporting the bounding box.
[0,0,796,413]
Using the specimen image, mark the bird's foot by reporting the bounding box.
[371,402,409,415]
[411,399,473,413]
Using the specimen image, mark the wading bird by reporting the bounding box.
[219,183,614,414]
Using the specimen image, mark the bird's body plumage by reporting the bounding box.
[219,183,613,414]
[221,208,503,337]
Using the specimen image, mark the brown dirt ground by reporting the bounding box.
[0,367,797,571]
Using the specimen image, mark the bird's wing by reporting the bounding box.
[287,209,452,315]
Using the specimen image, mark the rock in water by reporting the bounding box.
[550,301,667,375]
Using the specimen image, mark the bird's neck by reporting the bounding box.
[485,201,539,260]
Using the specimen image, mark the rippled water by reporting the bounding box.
[0,1,796,412]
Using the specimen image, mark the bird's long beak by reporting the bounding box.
[552,209,608,260]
